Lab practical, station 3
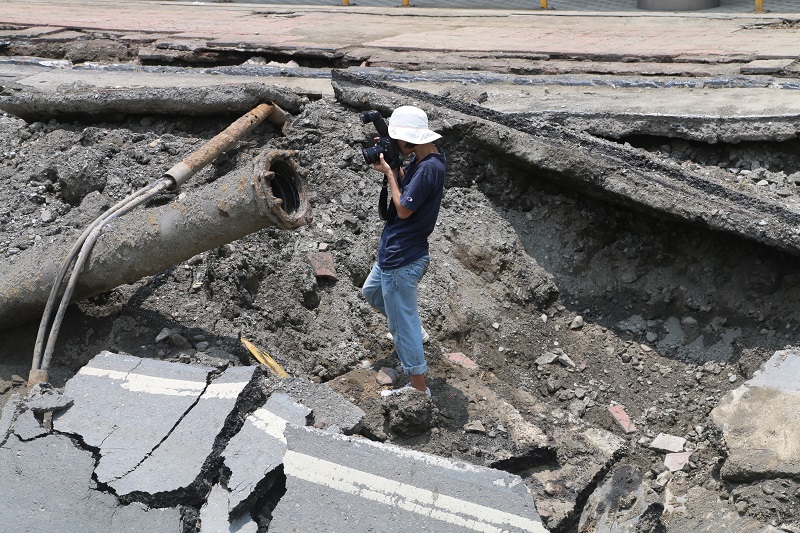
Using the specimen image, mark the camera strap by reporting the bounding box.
[378,176,396,222]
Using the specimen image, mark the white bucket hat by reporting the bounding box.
[388,106,441,144]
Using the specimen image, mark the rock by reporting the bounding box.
[569,316,584,330]
[382,389,432,436]
[375,367,398,385]
[664,451,693,472]
[26,383,73,414]
[155,328,170,343]
[464,420,486,434]
[168,332,191,349]
[649,433,686,453]
[711,349,800,481]
[535,352,560,366]
[557,353,576,368]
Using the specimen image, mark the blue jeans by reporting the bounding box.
[362,256,429,375]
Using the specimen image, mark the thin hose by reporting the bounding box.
[32,178,172,371]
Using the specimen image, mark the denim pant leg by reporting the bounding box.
[362,263,386,315]
[384,256,429,376]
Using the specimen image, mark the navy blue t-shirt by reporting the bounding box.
[377,148,446,270]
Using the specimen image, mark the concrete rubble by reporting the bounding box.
[711,348,800,482]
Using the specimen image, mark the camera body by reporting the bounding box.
[360,110,402,170]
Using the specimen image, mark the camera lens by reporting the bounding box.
[362,145,384,165]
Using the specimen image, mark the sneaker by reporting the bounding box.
[380,383,431,398]
[386,327,430,344]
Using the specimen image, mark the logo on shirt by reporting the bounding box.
[406,197,413,203]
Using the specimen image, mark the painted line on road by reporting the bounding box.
[249,407,289,442]
[283,450,547,533]
[78,367,246,398]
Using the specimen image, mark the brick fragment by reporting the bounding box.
[608,405,636,434]
[448,352,478,370]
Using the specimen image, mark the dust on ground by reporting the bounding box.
[1,89,800,531]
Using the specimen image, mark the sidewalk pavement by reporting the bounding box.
[0,0,799,66]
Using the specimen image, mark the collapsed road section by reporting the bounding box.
[4,60,800,532]
[1,351,548,533]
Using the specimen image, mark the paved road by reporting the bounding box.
[1,352,547,532]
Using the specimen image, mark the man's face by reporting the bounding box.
[398,141,415,156]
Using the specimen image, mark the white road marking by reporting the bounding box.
[283,450,547,533]
[78,366,245,399]
[249,408,289,442]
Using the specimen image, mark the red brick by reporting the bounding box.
[448,352,478,370]
[608,405,637,434]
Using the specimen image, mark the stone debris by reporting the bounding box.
[26,382,73,413]
[649,433,686,453]
[464,419,487,434]
[578,465,664,532]
[609,405,637,434]
[664,451,693,472]
[448,352,479,369]
[375,366,398,385]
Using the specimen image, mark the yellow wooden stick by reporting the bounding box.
[241,338,289,378]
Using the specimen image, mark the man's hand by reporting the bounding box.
[371,153,392,177]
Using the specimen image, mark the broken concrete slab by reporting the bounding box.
[271,425,548,532]
[221,392,310,515]
[0,433,181,532]
[54,351,217,485]
[109,365,263,504]
[711,348,800,482]
[199,484,258,533]
[527,426,627,531]
[333,71,800,261]
[0,392,21,446]
[664,451,694,472]
[0,78,307,121]
[13,408,47,441]
[267,376,365,435]
[54,352,264,506]
[578,465,664,533]
[740,59,795,74]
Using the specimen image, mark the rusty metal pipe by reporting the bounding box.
[165,103,284,187]
[0,149,311,335]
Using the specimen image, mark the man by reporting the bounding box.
[362,105,446,397]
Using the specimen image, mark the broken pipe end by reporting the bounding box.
[28,369,49,388]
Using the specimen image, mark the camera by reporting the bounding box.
[360,110,401,170]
